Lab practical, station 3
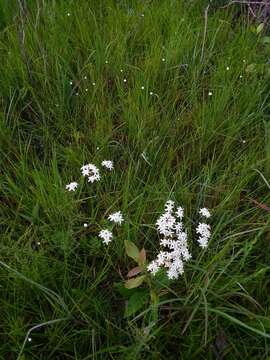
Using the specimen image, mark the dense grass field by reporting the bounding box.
[1,0,270,358]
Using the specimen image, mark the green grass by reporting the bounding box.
[1,0,270,358]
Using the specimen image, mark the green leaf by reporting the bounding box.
[124,290,149,317]
[124,240,140,262]
[256,23,264,35]
[125,275,146,289]
[114,282,137,298]
[262,36,270,44]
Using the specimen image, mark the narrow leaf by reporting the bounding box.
[256,23,264,35]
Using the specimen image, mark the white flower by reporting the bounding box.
[199,208,211,218]
[167,258,184,279]
[196,223,211,237]
[176,206,184,219]
[101,160,114,171]
[99,229,113,245]
[164,200,175,213]
[156,212,176,237]
[88,172,100,183]
[81,163,100,183]
[148,201,191,280]
[108,211,123,225]
[83,223,88,228]
[66,182,78,191]
[196,223,211,248]
[147,260,160,274]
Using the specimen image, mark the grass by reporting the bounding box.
[1,0,270,358]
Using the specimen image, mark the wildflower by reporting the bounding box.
[208,91,213,96]
[69,81,73,85]
[156,211,176,237]
[141,86,145,90]
[123,78,127,83]
[28,337,32,342]
[226,66,230,70]
[105,60,109,64]
[120,69,123,73]
[66,181,78,191]
[196,223,211,248]
[148,200,191,280]
[108,211,123,225]
[99,229,113,245]
[147,260,160,274]
[176,206,184,219]
[199,207,211,218]
[84,76,87,80]
[83,223,88,228]
[80,163,100,183]
[149,91,153,95]
[92,82,96,86]
[85,88,88,92]
[101,160,114,171]
[164,200,175,213]
[162,58,165,62]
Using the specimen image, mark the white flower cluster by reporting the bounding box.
[147,201,191,280]
[99,211,124,245]
[81,163,100,183]
[99,229,113,245]
[65,181,78,192]
[148,202,212,279]
[108,211,124,225]
[101,160,114,171]
[65,159,114,191]
[196,208,211,248]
